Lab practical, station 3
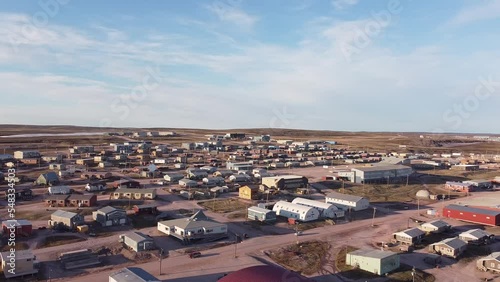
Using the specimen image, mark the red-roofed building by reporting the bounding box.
[217,265,313,282]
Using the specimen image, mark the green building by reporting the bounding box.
[346,249,400,275]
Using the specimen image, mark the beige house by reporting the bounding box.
[111,188,157,200]
[0,250,39,279]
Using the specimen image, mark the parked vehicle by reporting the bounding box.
[189,251,201,259]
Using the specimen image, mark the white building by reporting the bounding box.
[48,185,71,195]
[325,191,370,211]
[291,197,344,218]
[157,211,227,242]
[272,201,319,222]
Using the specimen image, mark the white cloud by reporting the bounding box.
[332,0,359,10]
[445,0,500,27]
[205,3,258,28]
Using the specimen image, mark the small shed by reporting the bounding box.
[247,206,276,222]
[133,204,159,215]
[119,231,155,252]
[2,219,32,237]
[346,249,400,275]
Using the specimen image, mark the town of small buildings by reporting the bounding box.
[0,130,499,282]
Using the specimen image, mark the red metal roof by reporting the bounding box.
[218,265,313,282]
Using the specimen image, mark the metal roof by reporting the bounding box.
[98,206,120,214]
[421,220,450,229]
[109,267,159,282]
[433,237,467,249]
[2,219,32,226]
[351,165,411,172]
[459,229,490,239]
[248,206,274,214]
[52,210,79,219]
[273,201,316,213]
[348,249,398,260]
[394,228,425,238]
[0,250,35,260]
[445,204,500,216]
[326,191,366,203]
[292,197,338,210]
[121,231,152,243]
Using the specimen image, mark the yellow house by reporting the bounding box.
[239,186,259,200]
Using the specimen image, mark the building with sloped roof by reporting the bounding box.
[393,228,426,245]
[459,229,494,245]
[49,210,84,230]
[157,210,227,243]
[429,237,467,258]
[420,220,451,233]
[119,231,155,252]
[443,204,500,226]
[325,191,370,211]
[351,165,413,184]
[272,201,319,222]
[292,197,344,218]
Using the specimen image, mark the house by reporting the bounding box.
[188,169,209,180]
[4,187,33,201]
[393,228,426,245]
[0,250,39,279]
[111,188,157,200]
[229,174,251,183]
[443,204,500,226]
[85,182,105,192]
[272,201,320,222]
[2,219,32,237]
[476,252,500,272]
[179,178,198,188]
[451,164,479,171]
[67,194,97,207]
[133,204,159,215]
[163,173,184,183]
[444,182,473,193]
[49,210,84,230]
[48,185,71,195]
[157,210,228,243]
[420,220,451,233]
[49,163,66,170]
[76,158,94,166]
[325,191,370,211]
[247,206,276,222]
[93,206,127,226]
[13,150,40,159]
[109,267,160,282]
[210,186,229,195]
[462,179,492,189]
[459,229,494,245]
[261,175,308,190]
[226,161,253,171]
[346,249,400,275]
[113,180,141,189]
[119,231,155,252]
[35,172,60,185]
[213,170,234,178]
[239,186,259,200]
[292,197,345,218]
[45,195,70,207]
[429,237,467,258]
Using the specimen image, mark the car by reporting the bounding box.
[189,251,201,259]
[38,226,47,230]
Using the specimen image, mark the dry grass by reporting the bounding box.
[388,264,435,282]
[14,210,53,220]
[198,198,251,213]
[268,240,330,275]
[333,184,445,203]
[1,242,30,252]
[335,245,359,272]
[38,235,86,249]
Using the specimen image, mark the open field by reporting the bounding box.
[268,240,330,275]
[37,234,86,249]
[198,198,251,213]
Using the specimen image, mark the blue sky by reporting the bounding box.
[1,0,499,133]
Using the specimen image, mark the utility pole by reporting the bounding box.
[417,198,420,215]
[159,248,164,275]
[406,175,409,186]
[234,234,239,258]
[371,207,377,227]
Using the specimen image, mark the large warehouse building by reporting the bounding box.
[443,204,500,226]
[350,165,413,184]
[291,197,344,218]
[261,175,308,190]
[272,201,319,222]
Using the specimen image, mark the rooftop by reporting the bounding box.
[0,250,35,260]
[445,204,500,216]
[326,191,366,203]
[109,267,159,282]
[348,249,398,260]
[52,210,79,219]
[121,231,152,243]
[433,237,467,249]
[351,164,411,172]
